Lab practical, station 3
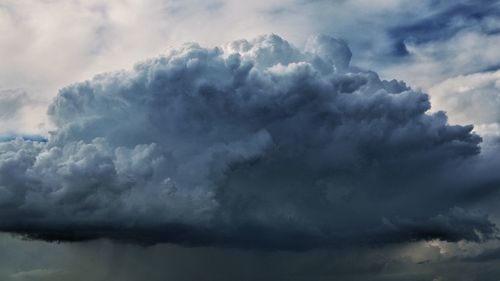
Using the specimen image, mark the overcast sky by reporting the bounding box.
[1,0,500,280]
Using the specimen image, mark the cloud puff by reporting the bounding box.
[0,34,494,248]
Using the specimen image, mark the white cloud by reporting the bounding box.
[429,70,500,138]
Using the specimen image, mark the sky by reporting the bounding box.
[1,0,500,280]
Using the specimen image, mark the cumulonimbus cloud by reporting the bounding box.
[0,34,496,249]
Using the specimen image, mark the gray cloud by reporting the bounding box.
[0,89,46,136]
[0,90,27,120]
[389,0,500,54]
[379,0,500,89]
[0,34,496,248]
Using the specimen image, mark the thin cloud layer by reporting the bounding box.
[0,90,46,135]
[0,34,496,248]
[0,90,27,120]
[389,0,500,51]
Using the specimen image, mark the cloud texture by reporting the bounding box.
[431,70,500,133]
[0,34,495,248]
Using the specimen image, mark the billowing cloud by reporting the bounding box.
[0,34,496,248]
[428,70,500,227]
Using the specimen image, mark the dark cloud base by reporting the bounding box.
[6,206,496,250]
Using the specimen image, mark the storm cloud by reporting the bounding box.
[0,34,496,248]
